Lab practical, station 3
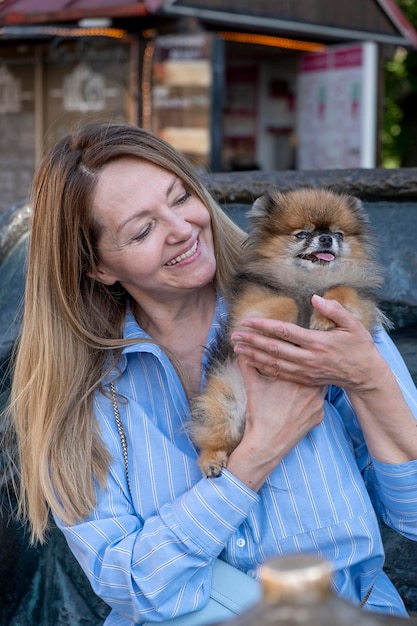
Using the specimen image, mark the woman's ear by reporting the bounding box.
[88,264,118,286]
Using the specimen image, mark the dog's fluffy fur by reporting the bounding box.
[189,188,386,477]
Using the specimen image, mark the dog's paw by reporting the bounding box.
[309,310,336,331]
[198,450,228,477]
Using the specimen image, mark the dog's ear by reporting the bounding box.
[346,194,365,213]
[344,194,372,230]
[248,189,278,220]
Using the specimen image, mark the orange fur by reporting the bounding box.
[190,188,386,476]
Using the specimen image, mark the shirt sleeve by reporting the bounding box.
[54,463,258,624]
[329,327,417,540]
[367,457,417,538]
[53,337,263,624]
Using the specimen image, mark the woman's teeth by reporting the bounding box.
[166,240,198,266]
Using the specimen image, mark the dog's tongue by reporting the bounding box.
[313,252,335,261]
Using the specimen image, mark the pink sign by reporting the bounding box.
[296,42,377,170]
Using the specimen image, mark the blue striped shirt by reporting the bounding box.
[55,294,417,625]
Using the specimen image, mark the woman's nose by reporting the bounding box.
[165,211,193,243]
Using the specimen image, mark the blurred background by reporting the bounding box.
[1,3,417,624]
[1,0,417,215]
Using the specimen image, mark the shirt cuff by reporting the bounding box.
[371,456,417,533]
[160,469,259,558]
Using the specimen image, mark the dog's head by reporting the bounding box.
[246,188,374,271]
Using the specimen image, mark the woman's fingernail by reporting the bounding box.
[313,294,325,304]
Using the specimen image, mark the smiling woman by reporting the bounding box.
[87,156,218,394]
[3,121,417,626]
[88,157,217,316]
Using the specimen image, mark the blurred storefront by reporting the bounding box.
[0,0,417,214]
[149,32,219,170]
[0,28,138,214]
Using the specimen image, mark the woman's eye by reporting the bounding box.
[295,231,309,240]
[176,191,191,206]
[134,222,153,242]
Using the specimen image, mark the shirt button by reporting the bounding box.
[236,538,246,547]
[247,569,257,578]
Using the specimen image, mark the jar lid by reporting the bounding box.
[259,554,332,605]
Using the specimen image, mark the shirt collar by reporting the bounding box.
[106,291,228,383]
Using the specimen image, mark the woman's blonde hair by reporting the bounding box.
[8,121,245,543]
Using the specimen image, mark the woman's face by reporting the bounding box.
[90,157,216,306]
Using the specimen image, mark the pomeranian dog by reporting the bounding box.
[189,187,386,477]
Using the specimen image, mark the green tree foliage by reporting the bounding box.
[382,0,417,167]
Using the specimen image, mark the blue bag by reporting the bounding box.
[143,558,262,625]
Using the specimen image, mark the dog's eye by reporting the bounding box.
[334,232,344,241]
[295,231,309,240]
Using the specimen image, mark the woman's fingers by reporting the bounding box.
[231,297,376,388]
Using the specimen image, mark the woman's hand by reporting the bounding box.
[231,295,417,465]
[226,355,326,491]
[231,295,380,392]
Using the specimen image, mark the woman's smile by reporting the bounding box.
[165,239,198,266]
[90,158,216,303]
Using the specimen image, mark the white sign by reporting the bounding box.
[296,42,377,169]
[63,64,106,112]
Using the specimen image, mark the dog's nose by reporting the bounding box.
[319,234,333,247]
